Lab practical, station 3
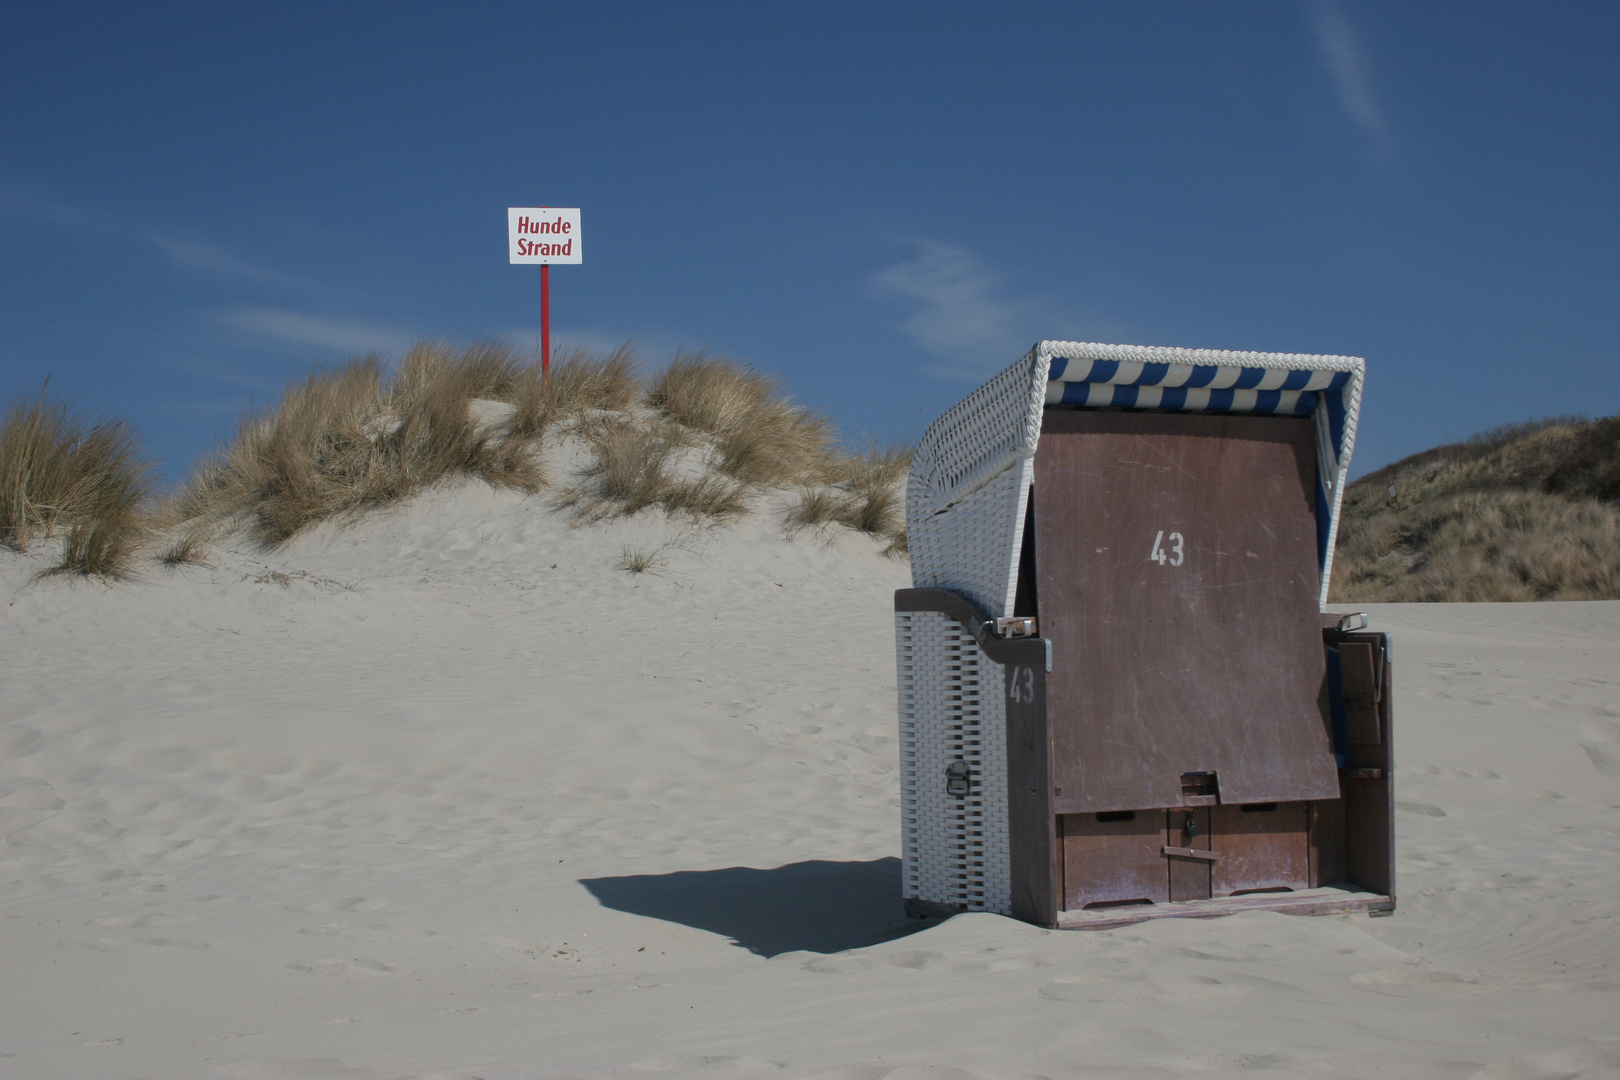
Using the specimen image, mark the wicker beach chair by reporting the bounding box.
[897,341,1394,929]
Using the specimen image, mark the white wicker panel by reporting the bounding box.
[896,610,1011,916]
[907,351,1049,618]
[1316,364,1364,608]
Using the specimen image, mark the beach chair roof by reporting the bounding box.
[906,340,1366,617]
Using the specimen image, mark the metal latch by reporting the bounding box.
[969,615,1038,644]
[945,759,971,797]
[994,616,1038,638]
[1162,846,1220,861]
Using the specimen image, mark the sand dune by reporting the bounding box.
[3,480,1619,1079]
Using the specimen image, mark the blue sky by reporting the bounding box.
[3,2,1616,482]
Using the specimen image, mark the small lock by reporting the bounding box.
[945,759,971,797]
[1183,814,1199,839]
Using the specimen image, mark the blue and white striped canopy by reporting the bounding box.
[1046,358,1350,417]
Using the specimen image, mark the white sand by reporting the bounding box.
[3,483,1619,1080]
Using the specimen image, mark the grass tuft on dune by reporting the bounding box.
[647,353,835,488]
[0,390,154,579]
[166,345,543,546]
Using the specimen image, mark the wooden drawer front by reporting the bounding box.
[1061,812,1170,910]
[1210,802,1310,896]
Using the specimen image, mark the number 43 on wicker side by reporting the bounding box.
[895,340,1394,930]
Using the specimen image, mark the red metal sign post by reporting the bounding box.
[507,207,582,381]
[541,264,551,378]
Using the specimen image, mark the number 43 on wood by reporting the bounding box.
[1150,530,1185,566]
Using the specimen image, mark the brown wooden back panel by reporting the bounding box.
[1034,409,1339,812]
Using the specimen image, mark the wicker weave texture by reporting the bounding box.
[896,610,1012,916]
[1035,339,1363,374]
[907,353,1048,618]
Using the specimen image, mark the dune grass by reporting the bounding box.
[0,391,154,579]
[647,353,835,487]
[1330,415,1620,601]
[554,352,908,543]
[508,343,641,440]
[0,342,909,573]
[168,343,547,545]
[617,543,669,575]
[782,443,912,556]
[158,340,902,549]
[557,414,753,525]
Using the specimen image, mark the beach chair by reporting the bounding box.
[896,341,1394,929]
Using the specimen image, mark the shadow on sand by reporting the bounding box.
[580,857,929,957]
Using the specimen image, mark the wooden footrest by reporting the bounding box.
[1054,886,1393,931]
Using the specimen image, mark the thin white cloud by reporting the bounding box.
[869,241,1039,380]
[1306,0,1391,154]
[217,306,413,355]
[0,187,308,287]
[144,231,308,287]
[0,188,92,227]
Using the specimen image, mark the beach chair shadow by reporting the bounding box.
[580,857,925,957]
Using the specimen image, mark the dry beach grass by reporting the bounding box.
[164,344,545,546]
[0,343,912,579]
[0,391,154,578]
[1330,416,1620,601]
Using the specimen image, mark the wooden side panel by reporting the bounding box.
[1210,803,1309,896]
[1166,807,1212,902]
[1344,773,1392,896]
[1033,409,1339,813]
[1308,798,1348,887]
[1342,634,1395,900]
[1005,659,1059,926]
[1338,642,1382,744]
[1061,812,1170,909]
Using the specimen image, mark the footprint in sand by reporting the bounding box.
[0,782,65,810]
[0,725,42,758]
[1038,973,1166,1002]
[286,957,410,976]
[130,746,200,773]
[802,954,885,974]
[803,1068,984,1080]
[287,897,385,914]
[1351,965,1478,993]
[137,936,208,950]
[629,1054,783,1075]
[1579,721,1620,778]
[882,950,953,971]
[219,1059,375,1079]
[1171,945,1255,961]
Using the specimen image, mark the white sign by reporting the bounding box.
[508,207,581,264]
